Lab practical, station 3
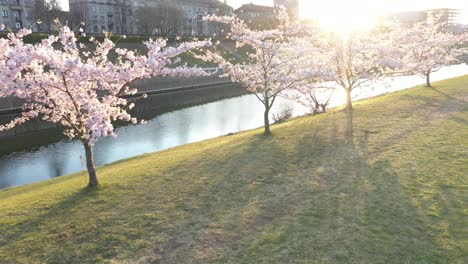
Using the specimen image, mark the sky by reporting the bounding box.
[228,0,467,22]
[58,0,468,23]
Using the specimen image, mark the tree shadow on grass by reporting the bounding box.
[0,132,296,263]
[147,111,367,263]
[149,133,308,263]
[1,101,463,263]
[400,87,468,126]
[222,121,451,263]
[0,185,119,262]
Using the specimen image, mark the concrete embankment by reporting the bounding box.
[0,79,243,137]
[0,74,228,112]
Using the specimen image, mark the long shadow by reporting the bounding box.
[151,133,310,263]
[429,86,467,104]
[221,118,451,263]
[400,88,468,126]
[1,97,463,263]
[2,133,290,262]
[1,187,88,239]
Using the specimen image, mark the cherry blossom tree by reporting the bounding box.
[0,25,211,187]
[294,82,336,114]
[393,21,467,87]
[318,31,400,111]
[199,9,318,134]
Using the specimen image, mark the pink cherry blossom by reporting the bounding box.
[0,26,211,187]
[312,30,401,111]
[392,20,468,87]
[200,8,319,134]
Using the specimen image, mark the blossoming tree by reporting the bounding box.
[200,9,318,134]
[294,82,336,114]
[319,31,400,111]
[394,21,467,87]
[0,26,211,187]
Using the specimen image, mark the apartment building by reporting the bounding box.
[69,0,132,34]
[70,0,232,36]
[0,0,34,31]
[378,8,463,34]
[234,4,275,29]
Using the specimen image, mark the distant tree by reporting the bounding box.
[69,1,86,32]
[114,0,130,35]
[136,7,159,35]
[136,1,182,36]
[295,83,336,114]
[394,21,468,87]
[33,0,62,33]
[0,26,211,187]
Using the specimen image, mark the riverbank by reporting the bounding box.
[0,75,467,263]
[0,81,242,138]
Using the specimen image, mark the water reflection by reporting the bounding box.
[0,95,307,189]
[0,64,466,189]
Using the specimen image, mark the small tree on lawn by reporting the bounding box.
[393,20,467,87]
[0,25,211,187]
[319,30,400,111]
[199,8,317,134]
[295,83,336,114]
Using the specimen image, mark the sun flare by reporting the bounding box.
[301,0,378,35]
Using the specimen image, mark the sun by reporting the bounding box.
[300,0,378,35]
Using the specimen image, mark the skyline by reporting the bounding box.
[57,0,468,23]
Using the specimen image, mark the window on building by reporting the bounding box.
[24,0,30,7]
[0,0,7,6]
[1,10,8,17]
[13,11,19,18]
[100,7,104,13]
[92,7,96,13]
[14,22,21,29]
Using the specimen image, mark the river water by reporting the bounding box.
[0,64,467,189]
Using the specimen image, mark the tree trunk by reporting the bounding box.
[320,104,327,113]
[425,73,431,87]
[82,140,99,188]
[264,106,271,135]
[345,88,353,111]
[346,108,354,138]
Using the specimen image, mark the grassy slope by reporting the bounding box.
[0,76,467,263]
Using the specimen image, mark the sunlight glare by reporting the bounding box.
[301,0,378,35]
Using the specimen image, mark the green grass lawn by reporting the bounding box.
[0,76,467,263]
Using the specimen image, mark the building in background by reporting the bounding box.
[378,8,464,34]
[137,0,232,36]
[427,8,462,33]
[234,4,275,29]
[69,0,132,34]
[379,11,427,25]
[274,0,299,20]
[69,0,232,36]
[180,0,232,36]
[0,0,35,31]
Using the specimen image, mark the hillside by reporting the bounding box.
[0,76,467,263]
